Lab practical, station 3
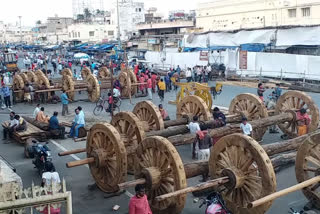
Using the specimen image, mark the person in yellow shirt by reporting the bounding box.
[158,79,166,102]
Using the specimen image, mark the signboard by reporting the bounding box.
[147,38,159,44]
[199,51,209,61]
[239,50,248,69]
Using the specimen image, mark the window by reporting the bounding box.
[288,9,296,18]
[108,31,114,36]
[89,31,94,37]
[78,32,80,37]
[302,7,310,17]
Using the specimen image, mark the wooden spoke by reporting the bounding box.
[98,67,110,79]
[62,75,75,100]
[87,123,127,193]
[135,136,187,214]
[81,67,91,79]
[26,71,38,83]
[296,132,320,209]
[176,95,212,121]
[86,74,100,102]
[133,101,164,131]
[209,134,276,214]
[229,93,268,141]
[20,72,28,83]
[194,89,213,110]
[13,74,25,100]
[61,68,72,77]
[275,91,319,138]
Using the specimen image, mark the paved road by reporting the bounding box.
[0,80,319,214]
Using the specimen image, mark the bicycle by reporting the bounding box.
[93,96,121,116]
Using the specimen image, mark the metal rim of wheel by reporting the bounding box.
[229,93,269,141]
[275,91,319,138]
[134,136,187,214]
[176,95,212,121]
[209,133,277,214]
[295,132,320,209]
[133,101,164,131]
[87,123,127,193]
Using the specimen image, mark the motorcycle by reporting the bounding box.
[31,141,53,176]
[195,191,232,214]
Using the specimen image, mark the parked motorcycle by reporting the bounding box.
[195,191,232,214]
[31,141,53,176]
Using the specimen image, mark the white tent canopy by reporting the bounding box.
[74,53,89,60]
[276,26,320,46]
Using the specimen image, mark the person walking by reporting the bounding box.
[186,68,192,82]
[187,116,201,160]
[1,83,11,108]
[129,184,152,214]
[147,75,152,100]
[60,90,71,116]
[158,79,166,102]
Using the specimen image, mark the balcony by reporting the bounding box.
[136,19,195,30]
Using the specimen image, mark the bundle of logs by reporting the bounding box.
[56,90,320,214]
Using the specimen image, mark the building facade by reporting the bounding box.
[196,0,320,32]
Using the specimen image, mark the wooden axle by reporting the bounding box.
[66,157,94,168]
[248,176,320,208]
[58,148,87,156]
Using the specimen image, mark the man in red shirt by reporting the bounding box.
[147,74,152,100]
[139,74,145,95]
[106,92,113,113]
[129,184,152,214]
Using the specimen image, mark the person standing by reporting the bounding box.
[197,66,202,83]
[193,66,197,82]
[186,67,192,82]
[176,65,181,76]
[1,83,11,108]
[164,73,171,92]
[158,79,166,102]
[129,184,152,214]
[33,104,41,119]
[187,116,201,159]
[240,118,252,137]
[147,75,152,100]
[60,90,71,116]
[296,108,311,136]
[257,83,265,102]
[274,83,282,101]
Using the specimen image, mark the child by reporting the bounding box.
[106,92,113,113]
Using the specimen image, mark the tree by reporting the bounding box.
[76,14,85,21]
[36,20,41,25]
[84,8,92,21]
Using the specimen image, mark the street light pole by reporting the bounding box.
[116,0,121,48]
[18,16,22,42]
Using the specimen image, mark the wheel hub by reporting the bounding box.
[222,167,245,190]
[91,149,108,168]
[141,167,162,190]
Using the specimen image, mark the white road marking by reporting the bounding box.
[49,139,133,198]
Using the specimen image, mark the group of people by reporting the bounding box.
[2,111,27,141]
[185,65,212,83]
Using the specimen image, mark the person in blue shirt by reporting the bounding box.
[164,73,171,92]
[176,65,181,75]
[68,107,85,139]
[60,90,71,116]
[49,111,65,139]
[1,83,11,108]
[274,83,282,101]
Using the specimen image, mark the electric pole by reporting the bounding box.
[18,16,22,42]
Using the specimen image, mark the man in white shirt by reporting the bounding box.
[33,104,40,118]
[187,115,201,159]
[185,68,192,82]
[3,111,16,140]
[240,117,252,137]
[113,87,121,98]
[68,107,85,139]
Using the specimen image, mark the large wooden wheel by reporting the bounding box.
[194,89,213,110]
[61,68,72,77]
[62,75,75,100]
[134,136,187,214]
[26,71,38,83]
[176,95,212,121]
[87,123,127,193]
[13,74,25,100]
[118,72,132,98]
[111,112,145,171]
[296,132,320,208]
[275,91,319,138]
[127,69,137,96]
[98,67,110,79]
[81,67,91,79]
[20,73,28,83]
[37,73,50,88]
[209,134,276,214]
[133,101,164,131]
[86,74,100,102]
[229,93,268,141]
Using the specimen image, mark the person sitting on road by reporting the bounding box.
[36,107,50,123]
[296,108,311,136]
[13,115,27,132]
[68,108,85,140]
[240,117,252,137]
[3,111,16,141]
[49,112,65,139]
[212,107,226,127]
[187,115,201,160]
[129,184,152,214]
[158,104,170,121]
